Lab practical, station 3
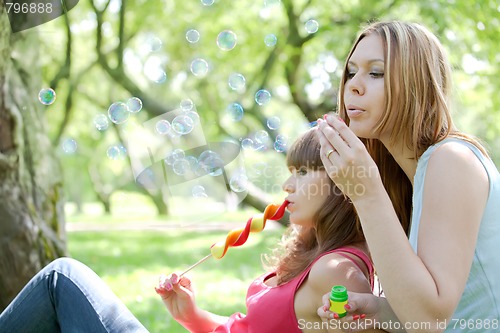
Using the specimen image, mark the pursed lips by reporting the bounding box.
[346,104,365,117]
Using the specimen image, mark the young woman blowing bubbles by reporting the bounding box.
[316,21,500,333]
[156,129,383,333]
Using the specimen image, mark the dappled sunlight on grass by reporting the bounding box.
[68,227,283,332]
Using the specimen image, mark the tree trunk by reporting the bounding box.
[0,8,67,311]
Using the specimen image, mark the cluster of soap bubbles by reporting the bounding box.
[164,147,248,195]
[239,117,288,153]
[107,97,143,125]
[155,99,200,137]
[106,144,127,160]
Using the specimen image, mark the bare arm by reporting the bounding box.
[317,117,488,332]
[355,143,487,331]
[310,254,386,333]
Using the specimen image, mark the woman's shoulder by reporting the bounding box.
[426,140,488,181]
[307,250,371,294]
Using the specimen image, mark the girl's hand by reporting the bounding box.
[316,115,382,202]
[317,291,382,332]
[155,273,197,323]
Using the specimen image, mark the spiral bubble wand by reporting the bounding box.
[178,200,289,277]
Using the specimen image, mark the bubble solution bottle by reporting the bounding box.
[329,285,348,318]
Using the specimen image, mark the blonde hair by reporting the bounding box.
[263,129,365,285]
[338,21,489,232]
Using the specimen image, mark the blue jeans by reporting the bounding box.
[0,257,149,332]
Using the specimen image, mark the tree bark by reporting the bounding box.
[0,7,67,311]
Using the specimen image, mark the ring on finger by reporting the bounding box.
[326,149,335,159]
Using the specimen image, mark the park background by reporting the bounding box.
[0,0,499,331]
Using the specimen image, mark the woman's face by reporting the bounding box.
[282,167,331,228]
[343,33,386,139]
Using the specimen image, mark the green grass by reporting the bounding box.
[68,227,283,332]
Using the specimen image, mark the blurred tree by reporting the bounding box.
[0,5,66,310]
[37,0,498,220]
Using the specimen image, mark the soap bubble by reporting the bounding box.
[185,110,200,124]
[107,145,127,160]
[108,102,130,124]
[155,120,171,135]
[226,103,244,121]
[275,134,287,144]
[217,30,237,51]
[127,97,143,113]
[241,138,254,150]
[201,0,214,5]
[255,89,271,106]
[274,135,287,152]
[305,19,319,33]
[172,115,194,135]
[192,185,208,197]
[254,130,269,144]
[198,150,224,176]
[264,34,277,47]
[230,174,248,193]
[266,116,280,130]
[172,159,190,175]
[150,70,167,84]
[164,152,176,166]
[186,29,200,43]
[146,35,163,52]
[38,88,56,105]
[185,155,198,170]
[61,138,77,154]
[190,58,209,77]
[94,114,109,131]
[228,73,246,91]
[180,99,194,112]
[172,148,185,160]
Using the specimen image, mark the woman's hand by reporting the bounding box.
[155,273,197,323]
[155,273,230,332]
[316,115,382,202]
[317,291,382,332]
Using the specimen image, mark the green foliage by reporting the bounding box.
[68,228,282,332]
[37,0,499,206]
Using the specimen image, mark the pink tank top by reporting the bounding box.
[212,247,374,333]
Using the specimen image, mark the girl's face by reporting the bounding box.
[282,167,331,228]
[343,33,386,139]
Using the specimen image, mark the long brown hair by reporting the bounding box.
[337,21,489,233]
[263,129,364,285]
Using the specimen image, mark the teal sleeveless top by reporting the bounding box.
[409,138,500,332]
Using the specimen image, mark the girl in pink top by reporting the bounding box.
[156,129,384,333]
